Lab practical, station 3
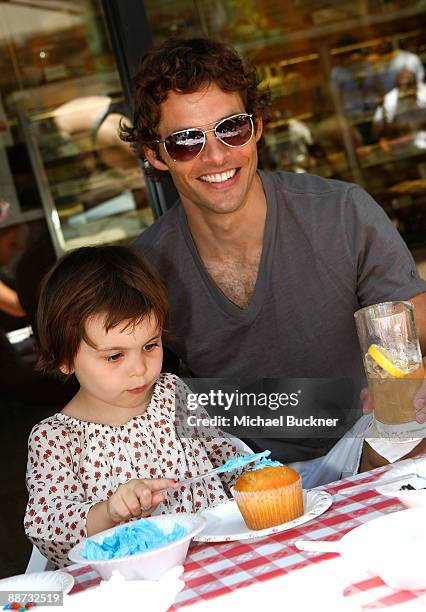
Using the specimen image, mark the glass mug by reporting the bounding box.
[354,301,425,436]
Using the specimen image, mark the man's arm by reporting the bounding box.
[359,437,426,472]
[0,280,25,317]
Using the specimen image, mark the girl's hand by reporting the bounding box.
[106,478,178,524]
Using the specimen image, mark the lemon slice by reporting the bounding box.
[367,344,409,378]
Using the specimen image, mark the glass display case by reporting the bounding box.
[1,0,152,255]
[144,0,426,255]
[13,81,152,254]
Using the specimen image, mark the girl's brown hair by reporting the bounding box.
[36,245,168,377]
[120,37,271,180]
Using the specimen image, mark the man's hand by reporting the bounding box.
[360,387,374,414]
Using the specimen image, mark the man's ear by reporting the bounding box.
[254,115,263,142]
[144,146,170,172]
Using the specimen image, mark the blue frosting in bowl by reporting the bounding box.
[82,518,187,561]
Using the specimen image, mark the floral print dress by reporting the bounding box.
[24,373,247,567]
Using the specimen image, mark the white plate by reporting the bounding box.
[194,490,332,542]
[0,570,74,594]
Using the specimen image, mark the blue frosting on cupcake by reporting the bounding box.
[250,457,283,471]
[218,449,271,472]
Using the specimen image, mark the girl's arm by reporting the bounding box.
[85,500,115,535]
[24,421,98,567]
[25,419,180,566]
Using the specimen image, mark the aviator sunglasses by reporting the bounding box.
[155,113,254,162]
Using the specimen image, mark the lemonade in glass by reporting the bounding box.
[355,301,425,436]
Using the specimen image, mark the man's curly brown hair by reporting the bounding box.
[120,37,271,181]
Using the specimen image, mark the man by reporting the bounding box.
[373,50,426,139]
[123,38,426,481]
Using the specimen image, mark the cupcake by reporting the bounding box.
[232,464,303,530]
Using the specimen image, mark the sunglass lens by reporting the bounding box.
[165,129,204,161]
[216,115,253,147]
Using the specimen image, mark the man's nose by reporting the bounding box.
[199,129,230,163]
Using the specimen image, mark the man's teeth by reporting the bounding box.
[200,169,236,183]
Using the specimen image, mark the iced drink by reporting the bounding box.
[365,344,424,426]
[355,301,425,436]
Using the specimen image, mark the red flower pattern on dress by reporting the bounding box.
[24,373,246,568]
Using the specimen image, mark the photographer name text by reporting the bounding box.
[186,415,339,428]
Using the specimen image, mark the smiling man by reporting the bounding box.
[125,38,426,483]
[146,84,266,309]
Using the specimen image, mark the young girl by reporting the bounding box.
[24,245,247,567]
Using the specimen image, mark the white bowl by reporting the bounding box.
[68,513,206,581]
[376,473,426,508]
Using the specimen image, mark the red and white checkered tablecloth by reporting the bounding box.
[65,465,426,610]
